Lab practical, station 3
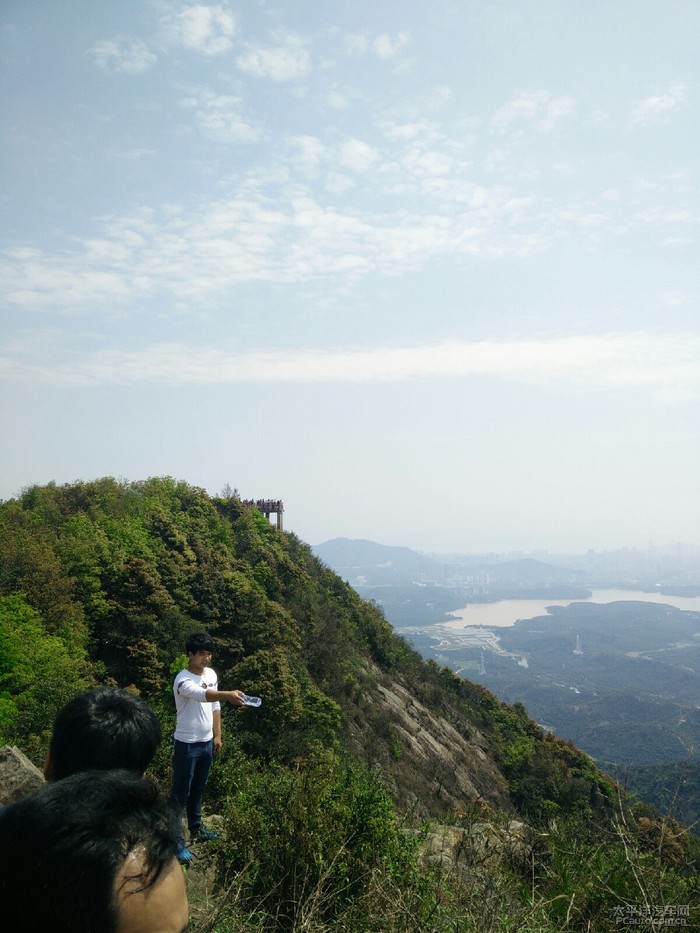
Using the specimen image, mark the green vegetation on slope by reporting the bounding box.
[1,477,698,931]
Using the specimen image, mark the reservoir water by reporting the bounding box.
[444,589,700,630]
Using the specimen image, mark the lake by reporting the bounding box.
[443,589,700,630]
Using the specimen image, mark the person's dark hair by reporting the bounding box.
[186,631,214,654]
[0,769,179,933]
[49,686,162,780]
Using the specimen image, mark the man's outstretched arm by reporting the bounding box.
[204,688,246,706]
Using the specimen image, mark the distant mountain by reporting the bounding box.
[313,537,443,583]
[314,539,580,588]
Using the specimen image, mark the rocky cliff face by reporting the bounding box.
[345,666,513,819]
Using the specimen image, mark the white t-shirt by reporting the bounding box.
[173,666,221,743]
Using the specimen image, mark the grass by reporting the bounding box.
[183,790,700,933]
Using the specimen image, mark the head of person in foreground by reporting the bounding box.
[44,685,163,780]
[0,769,189,933]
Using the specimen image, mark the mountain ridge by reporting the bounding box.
[2,479,698,930]
[314,536,578,583]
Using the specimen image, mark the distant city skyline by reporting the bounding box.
[316,535,700,564]
[2,2,699,554]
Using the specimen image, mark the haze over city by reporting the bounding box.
[1,1,699,554]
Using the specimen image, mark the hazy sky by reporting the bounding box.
[2,1,699,553]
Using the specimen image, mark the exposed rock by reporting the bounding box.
[346,667,513,818]
[409,819,535,883]
[0,745,45,806]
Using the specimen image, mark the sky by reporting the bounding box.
[1,1,699,554]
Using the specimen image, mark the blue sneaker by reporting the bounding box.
[192,826,219,843]
[177,842,194,864]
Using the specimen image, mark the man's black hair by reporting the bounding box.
[0,769,180,933]
[186,631,214,654]
[49,686,162,780]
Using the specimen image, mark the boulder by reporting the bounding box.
[408,818,535,883]
[0,745,45,806]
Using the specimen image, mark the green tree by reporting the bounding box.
[0,593,89,748]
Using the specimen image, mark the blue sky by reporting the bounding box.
[1,1,699,553]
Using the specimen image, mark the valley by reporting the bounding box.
[314,537,700,829]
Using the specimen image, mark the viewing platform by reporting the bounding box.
[242,498,284,531]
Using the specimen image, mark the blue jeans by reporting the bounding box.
[171,739,213,839]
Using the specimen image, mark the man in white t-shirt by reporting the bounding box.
[171,632,245,863]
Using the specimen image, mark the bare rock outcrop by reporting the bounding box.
[0,745,45,806]
[346,669,513,819]
[411,819,535,883]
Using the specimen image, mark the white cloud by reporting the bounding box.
[659,289,691,308]
[491,90,575,132]
[540,96,575,131]
[401,148,452,177]
[180,90,259,141]
[344,34,369,56]
[324,173,355,195]
[0,182,562,315]
[91,38,156,75]
[492,90,548,127]
[327,89,348,109]
[165,4,237,57]
[382,120,437,141]
[236,33,310,82]
[4,334,699,394]
[339,139,379,173]
[372,32,410,60]
[631,81,687,126]
[290,135,325,171]
[636,207,696,224]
